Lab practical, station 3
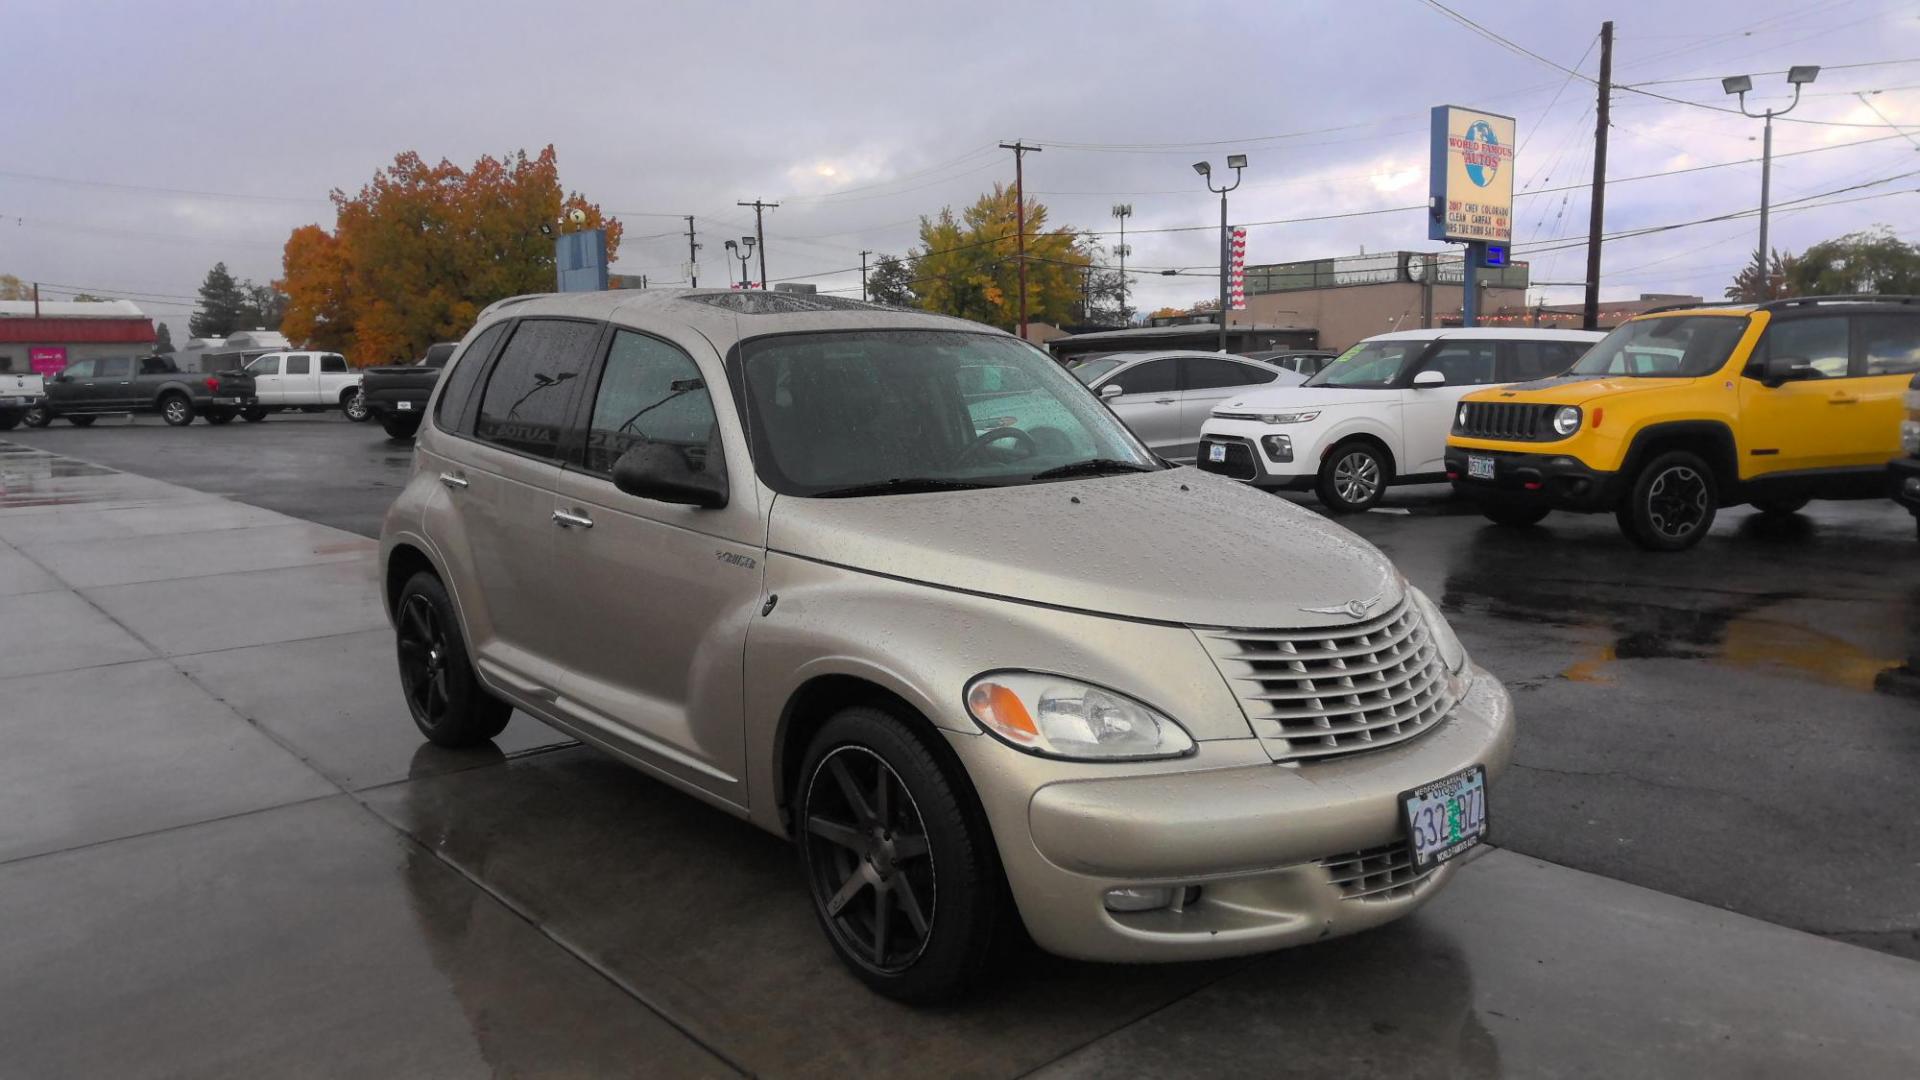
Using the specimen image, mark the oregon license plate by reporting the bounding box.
[1467,455,1495,480]
[1400,764,1487,870]
[397,401,414,411]
[1208,443,1227,463]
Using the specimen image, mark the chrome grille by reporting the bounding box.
[1195,596,1456,763]
[1454,401,1559,442]
[1320,840,1440,902]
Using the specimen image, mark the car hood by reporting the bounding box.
[1212,385,1386,413]
[1465,374,1702,405]
[767,467,1401,628]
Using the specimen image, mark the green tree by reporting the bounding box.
[867,253,915,306]
[190,262,247,337]
[153,322,175,353]
[1785,227,1920,296]
[235,281,288,331]
[1725,248,1799,302]
[908,184,1090,330]
[69,292,114,302]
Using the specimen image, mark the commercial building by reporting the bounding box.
[1232,251,1530,351]
[0,300,156,375]
[1045,319,1318,361]
[1486,293,1705,330]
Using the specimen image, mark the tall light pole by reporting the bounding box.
[1111,203,1132,324]
[725,237,756,289]
[1723,65,1820,280]
[1194,155,1246,354]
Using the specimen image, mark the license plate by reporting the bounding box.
[1467,455,1495,480]
[1208,443,1227,463]
[397,401,414,411]
[0,397,25,407]
[1400,764,1487,870]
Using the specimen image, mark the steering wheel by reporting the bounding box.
[957,426,1037,464]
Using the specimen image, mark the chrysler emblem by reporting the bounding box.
[1301,593,1383,621]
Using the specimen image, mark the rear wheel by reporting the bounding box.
[1617,450,1717,552]
[241,407,268,423]
[22,405,51,428]
[381,415,421,441]
[394,572,511,747]
[343,390,370,422]
[797,707,1010,1003]
[68,415,96,427]
[1482,504,1551,527]
[0,413,19,431]
[160,395,194,426]
[1752,496,1809,516]
[1316,441,1388,513]
[204,410,234,425]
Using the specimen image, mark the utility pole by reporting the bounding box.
[684,216,700,288]
[737,199,778,288]
[1582,21,1613,330]
[860,250,871,302]
[1112,203,1132,323]
[1000,141,1042,340]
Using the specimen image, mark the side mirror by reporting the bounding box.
[1761,355,1814,388]
[1412,369,1447,388]
[1099,382,1123,398]
[611,442,728,508]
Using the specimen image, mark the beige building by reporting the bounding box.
[1231,252,1529,352]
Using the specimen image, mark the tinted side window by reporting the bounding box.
[1504,341,1580,382]
[321,354,347,373]
[474,320,599,459]
[96,357,133,378]
[1108,358,1177,395]
[1184,356,1275,389]
[1423,342,1498,385]
[286,354,311,376]
[63,360,97,379]
[1763,317,1849,379]
[435,322,509,432]
[138,356,172,375]
[1859,315,1920,377]
[251,355,281,376]
[582,331,719,476]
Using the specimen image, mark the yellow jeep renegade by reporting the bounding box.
[1445,296,1920,550]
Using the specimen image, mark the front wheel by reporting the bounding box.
[797,707,1010,1004]
[0,413,19,432]
[1482,504,1551,527]
[22,405,51,428]
[343,391,370,422]
[394,572,511,747]
[1617,450,1717,552]
[160,395,194,426]
[1316,442,1388,513]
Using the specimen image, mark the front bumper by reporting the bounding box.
[948,667,1514,962]
[1444,445,1622,511]
[1197,419,1323,489]
[1890,456,1920,514]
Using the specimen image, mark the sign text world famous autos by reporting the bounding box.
[1429,106,1516,244]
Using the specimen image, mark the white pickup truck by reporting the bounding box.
[239,351,368,422]
[0,372,45,431]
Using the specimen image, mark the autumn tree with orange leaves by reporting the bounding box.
[279,146,621,366]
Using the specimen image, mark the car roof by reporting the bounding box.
[474,289,992,350]
[1109,350,1269,363]
[1360,327,1608,342]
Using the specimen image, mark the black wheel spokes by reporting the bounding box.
[397,595,448,726]
[806,748,935,972]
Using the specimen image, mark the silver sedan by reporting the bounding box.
[1069,350,1306,463]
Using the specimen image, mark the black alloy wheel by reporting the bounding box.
[394,572,511,747]
[804,745,938,975]
[1618,450,1717,552]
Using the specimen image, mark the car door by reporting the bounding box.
[319,353,353,403]
[1846,313,1920,467]
[90,357,136,410]
[428,317,600,696]
[48,359,95,410]
[1737,315,1854,476]
[1400,339,1499,475]
[1098,358,1185,459]
[1179,355,1287,459]
[282,353,313,404]
[249,354,284,405]
[545,327,761,803]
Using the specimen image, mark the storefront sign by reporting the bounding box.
[29,347,67,375]
[1429,105,1516,243]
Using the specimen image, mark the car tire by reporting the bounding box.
[1482,504,1551,527]
[1617,450,1717,552]
[393,571,512,748]
[22,405,51,428]
[343,391,370,422]
[1752,497,1809,516]
[68,415,96,427]
[1316,441,1388,513]
[796,706,1011,1004]
[241,408,268,423]
[0,413,18,431]
[159,395,194,426]
[204,411,234,425]
[381,415,421,441]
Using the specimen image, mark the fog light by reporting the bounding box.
[1261,434,1293,462]
[1906,477,1920,497]
[1104,886,1174,912]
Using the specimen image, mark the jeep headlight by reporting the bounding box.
[1409,588,1468,677]
[1904,420,1920,457]
[965,673,1194,760]
[1552,406,1582,437]
[1256,410,1319,425]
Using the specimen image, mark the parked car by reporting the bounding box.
[1066,350,1306,462]
[1449,296,1920,550]
[1243,349,1338,377]
[1890,370,1920,538]
[360,342,457,440]
[238,351,367,421]
[380,289,1513,1002]
[0,372,45,431]
[1198,328,1603,512]
[27,355,258,427]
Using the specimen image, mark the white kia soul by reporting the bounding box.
[1197,327,1604,512]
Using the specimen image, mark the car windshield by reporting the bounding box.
[739,330,1159,497]
[1303,341,1425,389]
[1570,316,1749,378]
[1067,357,1123,384]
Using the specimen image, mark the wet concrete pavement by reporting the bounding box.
[4,425,1920,1077]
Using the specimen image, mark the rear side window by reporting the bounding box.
[474,320,599,459]
[1765,317,1849,379]
[1859,315,1920,377]
[1184,356,1276,389]
[286,355,311,376]
[138,356,172,375]
[1108,358,1178,395]
[321,354,347,373]
[581,330,718,476]
[1422,341,1498,385]
[96,357,132,378]
[434,322,509,432]
[1505,341,1582,381]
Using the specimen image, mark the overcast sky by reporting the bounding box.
[5,0,1917,345]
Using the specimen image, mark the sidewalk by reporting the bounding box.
[2,438,1917,1079]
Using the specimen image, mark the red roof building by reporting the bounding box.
[0,300,156,375]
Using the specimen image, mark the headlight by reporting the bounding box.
[1257,410,1319,424]
[1905,420,1920,457]
[1552,406,1581,437]
[1456,404,1470,429]
[1408,588,1467,676]
[965,672,1194,760]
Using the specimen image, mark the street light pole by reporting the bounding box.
[1724,66,1819,282]
[1194,156,1246,353]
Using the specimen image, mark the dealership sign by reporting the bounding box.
[1429,105,1516,244]
[29,347,67,376]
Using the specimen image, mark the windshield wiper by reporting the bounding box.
[811,477,998,498]
[1027,459,1158,481]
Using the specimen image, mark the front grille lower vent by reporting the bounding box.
[1320,840,1441,902]
[1454,401,1561,442]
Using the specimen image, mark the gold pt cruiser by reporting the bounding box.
[379,290,1514,1002]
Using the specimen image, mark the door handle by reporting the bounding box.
[1828,395,1859,405]
[551,509,594,529]
[438,473,469,490]
[1154,397,1177,404]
